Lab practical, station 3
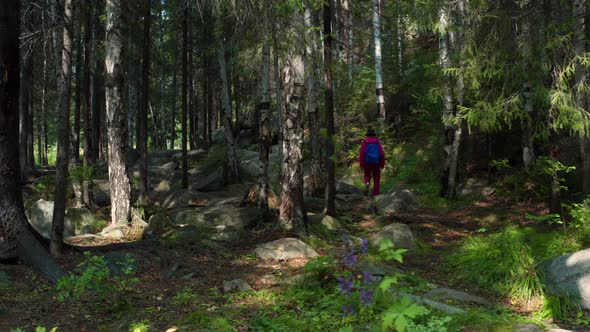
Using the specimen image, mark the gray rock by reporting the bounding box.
[149,149,181,165]
[336,181,363,195]
[511,323,545,332]
[356,262,403,277]
[174,210,207,226]
[160,190,211,209]
[160,161,177,173]
[321,215,343,231]
[212,128,225,145]
[539,248,590,309]
[101,224,126,240]
[371,223,416,250]
[254,238,319,260]
[223,279,252,293]
[29,200,97,239]
[423,287,491,306]
[457,178,496,197]
[208,207,264,229]
[375,189,420,214]
[93,180,111,207]
[154,179,172,193]
[189,167,224,192]
[172,149,206,162]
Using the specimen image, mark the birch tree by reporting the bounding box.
[105,0,131,225]
[373,0,385,119]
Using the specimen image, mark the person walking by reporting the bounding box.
[358,128,386,196]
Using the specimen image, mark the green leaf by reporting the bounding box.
[338,326,353,332]
[378,276,399,292]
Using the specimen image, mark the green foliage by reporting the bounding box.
[490,158,511,171]
[303,256,338,286]
[382,296,428,332]
[450,227,544,306]
[56,253,139,311]
[538,295,582,321]
[128,320,150,332]
[10,328,58,332]
[173,287,199,306]
[69,164,96,183]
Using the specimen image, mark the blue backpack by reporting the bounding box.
[364,143,381,165]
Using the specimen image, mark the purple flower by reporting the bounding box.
[337,275,354,295]
[342,303,355,317]
[360,288,373,306]
[343,250,357,267]
[362,271,375,285]
[360,238,369,253]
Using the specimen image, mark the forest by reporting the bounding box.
[2,0,590,330]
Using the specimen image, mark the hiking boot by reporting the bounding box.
[364,183,370,196]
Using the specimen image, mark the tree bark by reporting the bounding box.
[82,0,94,208]
[1,0,66,282]
[324,2,336,215]
[71,9,82,163]
[373,0,385,120]
[40,1,49,166]
[188,8,195,150]
[181,5,188,189]
[170,50,178,149]
[258,0,271,216]
[279,10,306,234]
[105,0,131,225]
[138,0,151,204]
[50,0,74,257]
[217,20,240,183]
[306,8,322,197]
[19,0,34,180]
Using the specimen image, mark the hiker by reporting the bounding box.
[358,128,386,196]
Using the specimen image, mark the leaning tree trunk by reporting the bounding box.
[0,0,65,282]
[279,9,306,234]
[105,0,131,226]
[216,23,240,183]
[373,0,385,120]
[324,2,336,216]
[138,0,151,204]
[50,0,74,257]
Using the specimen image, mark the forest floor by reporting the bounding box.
[0,185,582,332]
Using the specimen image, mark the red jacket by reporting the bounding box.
[359,137,385,169]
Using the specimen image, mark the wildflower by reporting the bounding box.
[342,303,355,317]
[362,271,375,285]
[337,275,354,295]
[360,288,373,306]
[343,250,357,267]
[360,238,369,253]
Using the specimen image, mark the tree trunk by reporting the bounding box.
[82,1,94,208]
[217,22,240,183]
[181,5,188,189]
[91,1,104,164]
[258,0,271,216]
[279,10,306,234]
[373,0,385,120]
[306,8,322,197]
[19,0,34,180]
[71,10,82,163]
[323,2,336,215]
[105,0,131,225]
[40,2,49,166]
[573,0,590,194]
[50,0,74,257]
[0,1,65,282]
[138,0,151,204]
[170,50,178,149]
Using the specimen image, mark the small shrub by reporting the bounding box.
[128,320,150,332]
[173,287,199,306]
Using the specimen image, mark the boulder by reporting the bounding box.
[371,223,416,250]
[149,149,181,165]
[189,167,224,192]
[154,179,172,193]
[172,149,207,162]
[375,189,419,214]
[539,248,590,309]
[174,210,207,226]
[101,224,126,240]
[160,161,177,173]
[423,287,491,306]
[457,178,496,197]
[29,200,98,239]
[212,128,225,145]
[254,238,319,260]
[309,214,344,237]
[208,207,264,229]
[160,190,211,209]
[336,181,363,195]
[93,180,111,207]
[223,279,252,293]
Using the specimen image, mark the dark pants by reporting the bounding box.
[363,164,381,196]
